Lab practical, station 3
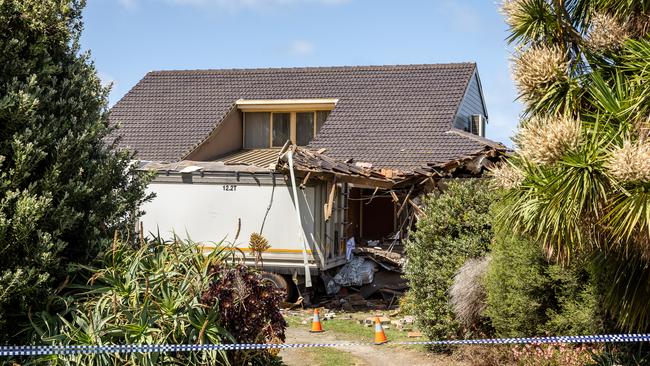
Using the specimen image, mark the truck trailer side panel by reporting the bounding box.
[140,173,346,273]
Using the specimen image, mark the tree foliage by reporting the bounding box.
[0,0,151,342]
[404,180,496,342]
[495,0,650,330]
[485,223,603,338]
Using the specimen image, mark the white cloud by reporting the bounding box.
[288,40,315,56]
[118,0,137,9]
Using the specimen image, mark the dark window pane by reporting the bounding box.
[244,112,270,148]
[272,113,290,146]
[296,112,314,145]
[316,111,330,134]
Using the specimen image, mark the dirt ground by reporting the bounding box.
[280,311,469,366]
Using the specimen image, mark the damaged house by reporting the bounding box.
[110,63,505,303]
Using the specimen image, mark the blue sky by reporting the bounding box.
[82,0,522,146]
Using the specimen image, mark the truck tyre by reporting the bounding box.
[260,272,297,302]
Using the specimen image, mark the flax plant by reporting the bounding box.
[498,0,650,331]
[28,235,234,366]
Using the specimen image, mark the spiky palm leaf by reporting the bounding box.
[500,0,650,331]
[29,235,235,366]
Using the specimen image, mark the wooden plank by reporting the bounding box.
[380,168,394,179]
[300,171,312,189]
[408,199,424,217]
[396,185,414,217]
[335,174,395,190]
[324,178,337,221]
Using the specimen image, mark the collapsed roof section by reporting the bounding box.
[139,141,506,191]
[273,141,505,190]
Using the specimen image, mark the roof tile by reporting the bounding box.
[109,63,500,171]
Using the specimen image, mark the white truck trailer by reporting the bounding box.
[139,160,349,300]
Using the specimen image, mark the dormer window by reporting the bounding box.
[237,99,336,149]
[244,111,330,148]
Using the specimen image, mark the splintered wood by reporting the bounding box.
[276,144,504,190]
[324,178,337,221]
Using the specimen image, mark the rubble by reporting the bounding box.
[362,316,391,327]
[391,315,415,331]
[282,308,424,338]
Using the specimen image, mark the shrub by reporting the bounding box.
[27,235,280,366]
[485,224,603,338]
[404,179,496,342]
[450,256,490,330]
[201,264,287,364]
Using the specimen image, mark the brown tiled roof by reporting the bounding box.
[109,63,502,171]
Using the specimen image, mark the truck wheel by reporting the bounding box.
[260,272,297,302]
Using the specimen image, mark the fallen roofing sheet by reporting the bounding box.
[138,160,270,174]
[218,148,281,167]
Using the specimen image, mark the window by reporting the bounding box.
[272,113,290,147]
[243,111,330,148]
[453,116,471,133]
[296,112,314,146]
[244,112,270,148]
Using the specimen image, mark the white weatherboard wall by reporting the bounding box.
[141,180,318,262]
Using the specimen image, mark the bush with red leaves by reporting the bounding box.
[201,264,287,344]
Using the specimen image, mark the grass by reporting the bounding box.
[287,347,364,366]
[284,311,428,351]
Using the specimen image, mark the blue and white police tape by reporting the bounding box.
[2,334,650,357]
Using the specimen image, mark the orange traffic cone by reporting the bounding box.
[373,317,388,344]
[309,308,324,333]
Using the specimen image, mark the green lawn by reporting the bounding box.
[291,347,363,366]
[285,311,427,351]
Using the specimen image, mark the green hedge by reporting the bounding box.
[404,179,496,341]
[485,224,603,337]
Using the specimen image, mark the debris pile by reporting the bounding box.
[326,257,376,295]
[319,246,409,310]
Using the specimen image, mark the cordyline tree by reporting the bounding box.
[0,0,151,342]
[492,0,650,331]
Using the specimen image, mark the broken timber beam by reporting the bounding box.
[408,198,425,217]
[334,173,394,189]
[396,185,414,217]
[299,171,312,189]
[324,177,337,221]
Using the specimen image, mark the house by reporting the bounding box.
[109,63,505,298]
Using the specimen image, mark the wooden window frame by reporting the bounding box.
[244,110,328,148]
